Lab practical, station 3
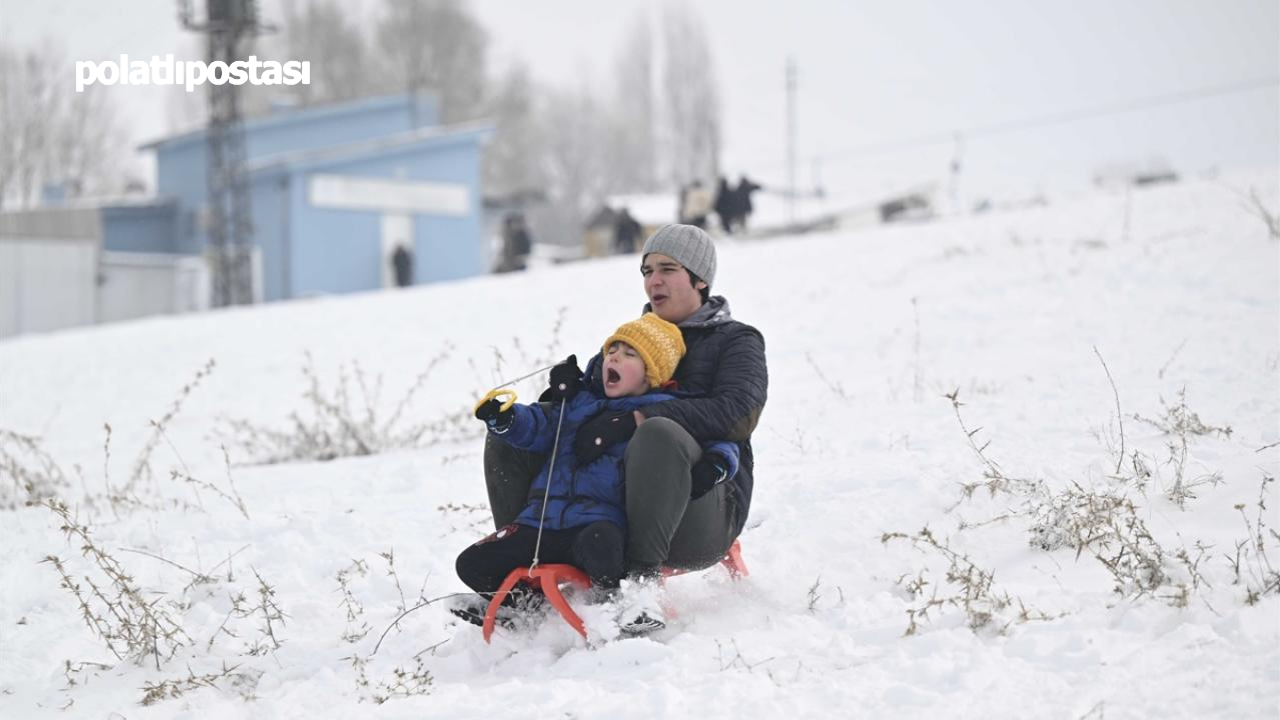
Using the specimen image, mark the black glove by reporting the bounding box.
[547,354,584,402]
[474,398,514,433]
[573,410,638,466]
[690,455,729,500]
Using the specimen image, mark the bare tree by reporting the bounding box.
[483,64,546,198]
[0,46,30,207]
[0,46,58,208]
[375,0,489,123]
[612,9,658,192]
[658,4,721,187]
[272,0,375,106]
[523,4,724,246]
[537,84,628,244]
[0,42,123,209]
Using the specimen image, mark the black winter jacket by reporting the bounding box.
[586,297,767,536]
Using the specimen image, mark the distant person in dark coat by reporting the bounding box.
[734,175,762,233]
[392,244,413,287]
[500,212,533,272]
[713,176,735,234]
[614,207,642,254]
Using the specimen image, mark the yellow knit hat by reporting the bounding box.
[601,313,686,389]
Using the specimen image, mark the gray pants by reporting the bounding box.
[483,417,737,573]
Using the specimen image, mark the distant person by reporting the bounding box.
[614,207,642,254]
[391,244,413,287]
[500,212,533,272]
[734,175,762,233]
[713,176,735,234]
[679,180,713,230]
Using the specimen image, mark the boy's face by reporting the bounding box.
[602,341,650,397]
[642,253,706,324]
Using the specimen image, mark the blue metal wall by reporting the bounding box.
[249,172,289,302]
[151,94,440,256]
[101,203,179,254]
[287,136,487,298]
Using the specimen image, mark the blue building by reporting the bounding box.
[139,93,493,302]
[0,93,493,337]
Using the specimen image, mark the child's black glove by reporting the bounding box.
[547,354,584,402]
[573,410,637,465]
[690,455,729,500]
[474,398,514,434]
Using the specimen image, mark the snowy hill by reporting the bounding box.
[1,168,1277,718]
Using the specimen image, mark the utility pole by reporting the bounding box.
[179,0,272,307]
[785,55,797,226]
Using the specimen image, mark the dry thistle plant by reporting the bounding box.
[379,549,410,615]
[333,554,448,704]
[435,501,492,537]
[1132,387,1232,439]
[1131,388,1229,508]
[37,490,284,707]
[218,345,462,465]
[337,559,372,644]
[38,499,192,669]
[943,389,1047,507]
[124,359,217,500]
[168,446,250,520]
[9,360,218,519]
[804,352,850,399]
[0,429,70,509]
[1241,186,1280,241]
[139,663,262,706]
[1227,474,1280,605]
[241,569,287,656]
[882,526,1052,635]
[509,306,569,370]
[370,656,434,704]
[715,638,777,674]
[1020,472,1211,606]
[805,576,823,614]
[941,380,1227,609]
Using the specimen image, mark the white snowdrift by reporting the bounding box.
[1,168,1277,719]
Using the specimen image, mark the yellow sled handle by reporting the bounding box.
[474,388,517,415]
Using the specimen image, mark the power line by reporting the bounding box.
[812,75,1280,165]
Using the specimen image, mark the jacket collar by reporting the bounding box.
[641,295,733,329]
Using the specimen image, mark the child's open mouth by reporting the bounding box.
[606,368,621,384]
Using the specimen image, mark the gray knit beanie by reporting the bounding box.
[640,224,717,289]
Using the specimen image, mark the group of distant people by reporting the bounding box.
[612,175,763,257]
[680,175,762,235]
[399,175,762,283]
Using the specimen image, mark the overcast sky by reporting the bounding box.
[4,0,1277,199]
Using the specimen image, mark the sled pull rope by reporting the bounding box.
[473,363,559,417]
[493,363,557,392]
[529,396,567,573]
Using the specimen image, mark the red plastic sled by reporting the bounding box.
[482,539,749,643]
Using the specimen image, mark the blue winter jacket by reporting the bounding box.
[495,391,740,532]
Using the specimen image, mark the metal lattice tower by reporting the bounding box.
[179,0,271,306]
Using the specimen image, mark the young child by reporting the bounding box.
[450,313,739,632]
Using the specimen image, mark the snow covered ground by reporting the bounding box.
[1,167,1277,718]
